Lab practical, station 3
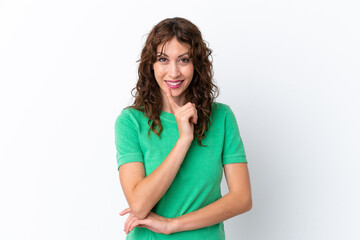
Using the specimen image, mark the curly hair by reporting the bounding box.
[127,17,219,147]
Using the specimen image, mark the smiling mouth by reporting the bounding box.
[165,80,184,85]
[165,80,184,88]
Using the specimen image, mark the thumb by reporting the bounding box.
[119,208,132,216]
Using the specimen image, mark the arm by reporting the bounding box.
[118,89,198,220]
[121,162,252,234]
[170,162,252,233]
[119,138,192,220]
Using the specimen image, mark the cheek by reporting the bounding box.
[180,64,193,78]
[186,66,194,79]
[153,65,166,78]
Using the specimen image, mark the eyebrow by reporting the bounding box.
[156,52,189,58]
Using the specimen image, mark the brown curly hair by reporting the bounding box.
[127,17,219,147]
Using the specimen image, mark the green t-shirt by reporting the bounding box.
[114,102,247,240]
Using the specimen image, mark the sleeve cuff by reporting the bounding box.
[117,154,144,170]
[222,155,248,165]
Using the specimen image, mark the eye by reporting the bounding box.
[179,58,190,63]
[157,57,167,62]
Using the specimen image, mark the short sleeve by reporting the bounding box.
[222,105,248,165]
[114,109,144,170]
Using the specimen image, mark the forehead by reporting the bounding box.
[156,37,190,55]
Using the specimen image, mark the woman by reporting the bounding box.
[115,17,252,239]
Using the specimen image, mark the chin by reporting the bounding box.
[171,88,186,94]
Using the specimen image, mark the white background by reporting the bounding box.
[1,0,359,239]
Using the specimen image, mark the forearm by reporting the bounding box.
[171,193,252,233]
[131,138,192,219]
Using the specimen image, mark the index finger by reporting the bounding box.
[165,88,179,113]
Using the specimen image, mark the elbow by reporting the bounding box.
[130,203,150,220]
[127,189,153,220]
[246,197,253,212]
[132,210,149,220]
[235,194,252,214]
[244,196,253,212]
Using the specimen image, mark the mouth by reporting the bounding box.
[165,80,184,89]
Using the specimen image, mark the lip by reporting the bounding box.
[165,80,184,89]
[165,80,184,83]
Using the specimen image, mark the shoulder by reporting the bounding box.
[212,102,231,111]
[115,107,145,129]
[211,102,232,117]
[210,102,240,127]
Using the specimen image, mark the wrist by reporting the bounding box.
[177,137,193,146]
[169,217,181,234]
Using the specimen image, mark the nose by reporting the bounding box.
[168,61,181,79]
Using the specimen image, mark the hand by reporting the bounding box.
[119,208,174,235]
[165,88,198,142]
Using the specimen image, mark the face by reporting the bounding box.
[153,37,194,103]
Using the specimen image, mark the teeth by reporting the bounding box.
[167,81,182,86]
